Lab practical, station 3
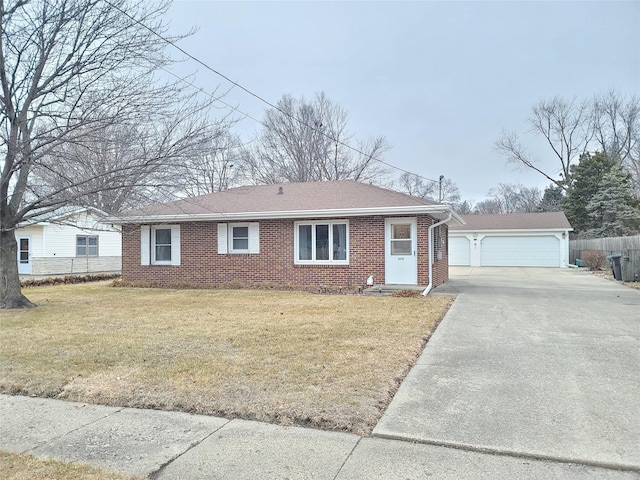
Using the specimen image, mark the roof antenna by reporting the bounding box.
[278,186,284,195]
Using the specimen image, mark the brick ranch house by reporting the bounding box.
[112,181,464,293]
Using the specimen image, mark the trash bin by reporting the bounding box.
[607,253,623,281]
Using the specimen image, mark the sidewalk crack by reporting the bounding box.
[27,404,126,454]
[148,421,229,480]
[332,437,361,480]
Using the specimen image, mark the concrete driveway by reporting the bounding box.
[374,267,640,472]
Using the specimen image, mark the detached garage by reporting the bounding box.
[449,212,573,268]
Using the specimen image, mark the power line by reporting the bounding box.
[103,0,441,185]
[157,65,266,130]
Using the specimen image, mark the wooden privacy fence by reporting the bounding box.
[570,235,640,282]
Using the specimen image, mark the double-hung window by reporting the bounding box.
[140,225,181,266]
[217,223,260,254]
[295,220,348,264]
[76,236,98,257]
[230,225,249,253]
[153,228,172,263]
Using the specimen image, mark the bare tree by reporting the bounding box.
[515,185,543,213]
[241,92,390,184]
[488,184,520,214]
[496,96,592,191]
[473,199,503,215]
[592,90,640,195]
[473,183,541,214]
[496,92,640,194]
[394,172,461,205]
[32,104,229,213]
[0,0,221,308]
[177,132,243,196]
[395,172,433,198]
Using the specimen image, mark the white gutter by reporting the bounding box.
[422,213,453,297]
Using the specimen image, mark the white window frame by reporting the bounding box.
[152,226,173,265]
[229,223,250,254]
[217,222,260,254]
[76,235,99,257]
[141,225,180,266]
[294,220,349,265]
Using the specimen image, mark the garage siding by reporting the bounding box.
[480,236,560,267]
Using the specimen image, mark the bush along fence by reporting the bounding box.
[570,235,640,282]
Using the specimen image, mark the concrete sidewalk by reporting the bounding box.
[1,394,634,479]
[2,267,638,478]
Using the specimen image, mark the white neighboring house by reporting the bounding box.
[449,212,573,268]
[15,207,122,276]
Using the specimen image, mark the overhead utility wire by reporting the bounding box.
[157,65,266,132]
[103,0,441,185]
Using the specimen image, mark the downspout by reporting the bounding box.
[422,213,452,296]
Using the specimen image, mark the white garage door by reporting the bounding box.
[449,236,470,265]
[481,236,560,267]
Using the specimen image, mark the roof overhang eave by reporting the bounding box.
[450,227,573,234]
[109,205,466,226]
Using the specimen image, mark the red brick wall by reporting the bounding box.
[416,218,449,289]
[121,215,449,290]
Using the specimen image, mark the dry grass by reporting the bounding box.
[588,268,640,290]
[0,451,144,480]
[0,282,452,435]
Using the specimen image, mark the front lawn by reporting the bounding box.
[0,283,452,435]
[0,451,144,480]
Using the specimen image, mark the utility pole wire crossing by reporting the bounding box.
[102,0,441,186]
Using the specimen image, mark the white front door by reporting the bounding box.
[385,218,418,284]
[17,236,32,274]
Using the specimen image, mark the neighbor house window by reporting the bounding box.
[295,221,348,264]
[76,236,98,257]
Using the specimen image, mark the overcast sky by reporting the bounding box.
[165,0,640,203]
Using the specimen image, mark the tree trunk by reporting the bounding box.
[0,230,35,309]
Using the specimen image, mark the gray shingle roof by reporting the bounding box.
[450,212,572,231]
[121,181,437,217]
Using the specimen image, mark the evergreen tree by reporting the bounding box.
[537,184,565,212]
[564,152,616,234]
[584,167,640,238]
[454,200,474,215]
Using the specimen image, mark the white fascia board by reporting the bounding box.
[110,205,466,226]
[22,207,109,227]
[450,227,573,235]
